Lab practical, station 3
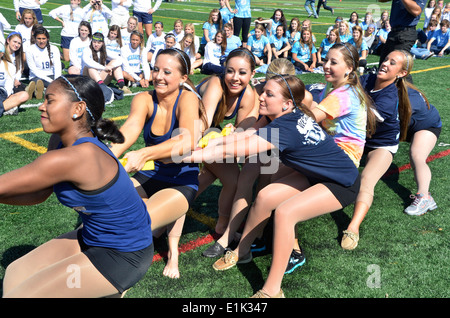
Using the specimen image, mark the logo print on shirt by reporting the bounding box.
[296,115,325,145]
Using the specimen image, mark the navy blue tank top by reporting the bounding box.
[138,90,199,189]
[53,137,153,252]
[196,78,247,126]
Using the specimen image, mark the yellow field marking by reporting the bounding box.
[0,116,128,154]
[411,64,450,74]
[187,208,216,230]
[0,133,47,154]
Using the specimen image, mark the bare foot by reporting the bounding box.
[163,250,180,279]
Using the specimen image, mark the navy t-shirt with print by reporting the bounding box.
[256,109,359,187]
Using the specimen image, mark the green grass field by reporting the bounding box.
[0,0,449,302]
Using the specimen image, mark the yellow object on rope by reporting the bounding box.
[197,127,233,148]
[119,158,155,170]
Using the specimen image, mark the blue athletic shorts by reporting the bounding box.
[61,36,74,49]
[133,10,153,24]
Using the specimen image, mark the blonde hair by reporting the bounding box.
[19,9,38,26]
[266,58,296,78]
[329,43,376,137]
[180,33,195,56]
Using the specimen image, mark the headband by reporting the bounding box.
[165,33,176,40]
[7,31,22,40]
[266,72,298,109]
[169,48,189,73]
[60,76,95,122]
[342,43,354,59]
[231,48,256,64]
[92,33,104,42]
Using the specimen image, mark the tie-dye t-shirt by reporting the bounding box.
[316,84,367,167]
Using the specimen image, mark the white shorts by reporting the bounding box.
[110,13,130,29]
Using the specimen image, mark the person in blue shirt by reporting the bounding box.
[348,11,360,30]
[269,24,291,59]
[360,12,374,31]
[224,22,242,57]
[110,48,207,279]
[341,50,414,249]
[348,25,369,74]
[200,9,223,56]
[255,9,287,37]
[378,0,427,67]
[403,87,441,216]
[338,20,352,43]
[195,48,259,240]
[291,27,317,72]
[225,0,252,46]
[219,0,234,25]
[1,75,154,297]
[426,19,450,55]
[286,17,301,47]
[372,20,391,55]
[246,24,272,65]
[411,19,437,58]
[317,28,340,66]
[184,75,360,298]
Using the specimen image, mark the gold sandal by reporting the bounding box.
[251,289,285,298]
[341,230,359,250]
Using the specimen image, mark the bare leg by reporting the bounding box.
[144,23,153,39]
[233,170,310,259]
[262,184,342,296]
[409,130,437,194]
[346,148,393,235]
[2,92,29,111]
[198,163,240,234]
[163,215,186,279]
[3,230,118,298]
[62,48,70,62]
[216,161,261,248]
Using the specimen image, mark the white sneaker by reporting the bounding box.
[3,107,19,116]
[404,193,437,216]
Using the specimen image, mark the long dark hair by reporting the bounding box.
[78,21,92,39]
[90,32,107,65]
[6,32,24,72]
[214,47,256,126]
[34,26,53,67]
[155,48,208,132]
[56,75,124,143]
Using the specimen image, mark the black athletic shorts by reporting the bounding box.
[308,174,361,208]
[77,229,154,294]
[406,127,441,143]
[133,172,197,206]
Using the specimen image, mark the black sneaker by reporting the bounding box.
[250,237,266,253]
[284,249,306,274]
